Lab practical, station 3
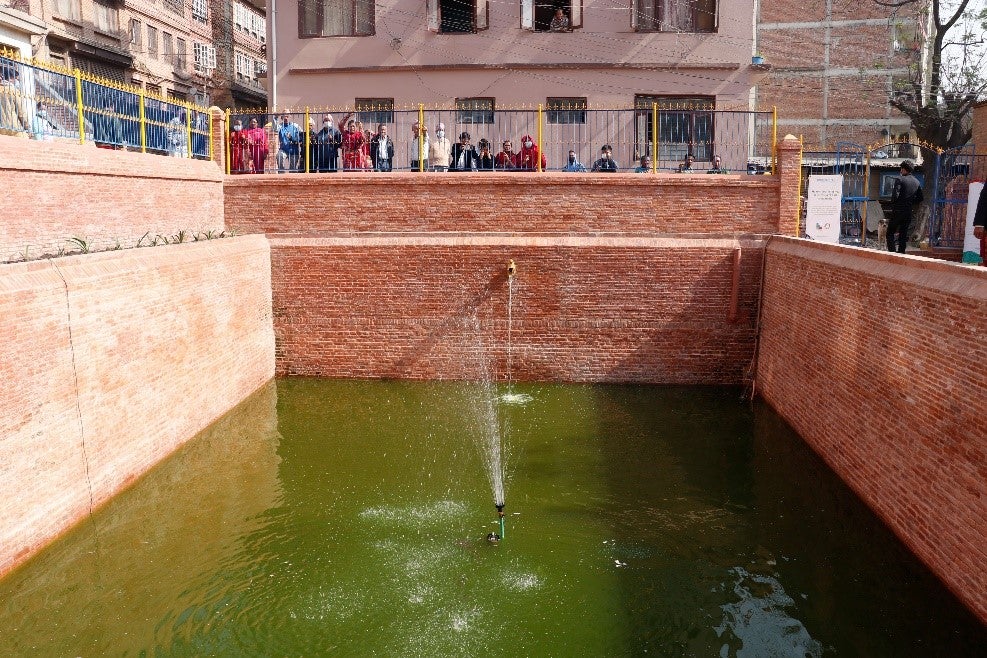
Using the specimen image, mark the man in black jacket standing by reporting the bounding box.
[371,124,395,172]
[887,160,923,253]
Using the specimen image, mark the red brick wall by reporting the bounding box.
[0,134,224,262]
[0,236,275,579]
[226,172,784,236]
[757,237,987,622]
[271,236,764,383]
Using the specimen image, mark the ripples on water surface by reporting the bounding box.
[0,380,983,656]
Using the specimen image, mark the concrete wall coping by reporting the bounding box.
[224,172,781,189]
[768,237,987,299]
[269,235,769,248]
[0,135,224,183]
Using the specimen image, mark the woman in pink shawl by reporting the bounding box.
[244,117,269,174]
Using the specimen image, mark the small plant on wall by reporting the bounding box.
[5,228,241,265]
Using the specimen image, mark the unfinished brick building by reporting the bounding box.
[757,0,922,149]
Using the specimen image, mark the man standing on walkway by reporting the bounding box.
[887,160,923,253]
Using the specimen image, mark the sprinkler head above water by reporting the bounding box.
[495,503,505,516]
[507,260,516,277]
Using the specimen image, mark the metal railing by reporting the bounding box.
[225,104,777,175]
[0,49,210,159]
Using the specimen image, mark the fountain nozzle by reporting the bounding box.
[507,260,516,277]
[495,502,505,517]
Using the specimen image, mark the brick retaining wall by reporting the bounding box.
[757,237,987,622]
[226,172,784,236]
[0,134,224,261]
[0,236,275,579]
[271,235,764,383]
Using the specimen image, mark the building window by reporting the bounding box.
[193,42,217,72]
[93,0,118,33]
[521,0,582,31]
[300,0,374,36]
[176,38,187,69]
[147,26,158,58]
[129,19,141,46]
[632,0,716,32]
[427,0,488,33]
[234,3,267,41]
[162,31,173,63]
[53,0,80,22]
[192,0,208,23]
[546,97,586,124]
[235,52,252,81]
[456,98,494,124]
[146,84,160,96]
[168,90,186,103]
[634,95,714,162]
[356,98,394,125]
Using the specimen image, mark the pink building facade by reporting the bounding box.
[268,0,761,110]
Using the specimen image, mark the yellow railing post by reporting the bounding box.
[185,102,192,159]
[225,108,231,175]
[771,105,778,175]
[537,103,543,172]
[74,70,85,144]
[304,106,310,173]
[652,102,658,173]
[138,88,147,153]
[418,103,424,172]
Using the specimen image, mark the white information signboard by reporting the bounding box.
[805,175,843,244]
[964,181,984,263]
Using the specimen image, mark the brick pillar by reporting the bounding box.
[210,107,227,172]
[776,134,802,236]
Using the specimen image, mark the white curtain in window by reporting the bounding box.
[521,0,534,30]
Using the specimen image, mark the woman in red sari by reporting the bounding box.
[341,116,365,171]
[244,117,269,174]
[229,119,249,173]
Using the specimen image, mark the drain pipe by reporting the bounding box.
[269,0,278,110]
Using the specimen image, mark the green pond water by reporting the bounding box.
[0,379,984,656]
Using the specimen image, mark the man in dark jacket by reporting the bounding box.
[370,124,395,172]
[449,131,479,171]
[312,114,342,172]
[887,159,923,253]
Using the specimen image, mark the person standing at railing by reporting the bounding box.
[678,153,695,173]
[430,123,452,171]
[244,116,269,173]
[591,144,619,172]
[341,115,365,171]
[32,101,57,141]
[561,149,586,172]
[517,134,546,171]
[277,113,302,173]
[410,121,429,171]
[230,119,249,173]
[477,139,494,170]
[634,155,653,173]
[359,123,373,170]
[312,114,341,172]
[371,124,395,172]
[450,131,479,171]
[495,140,518,170]
[0,62,29,136]
[96,101,125,150]
[707,154,729,174]
[166,108,186,157]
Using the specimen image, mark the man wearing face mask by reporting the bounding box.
[429,122,452,171]
[591,144,619,172]
[371,124,395,172]
[561,149,586,172]
[312,114,342,172]
[517,134,547,171]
